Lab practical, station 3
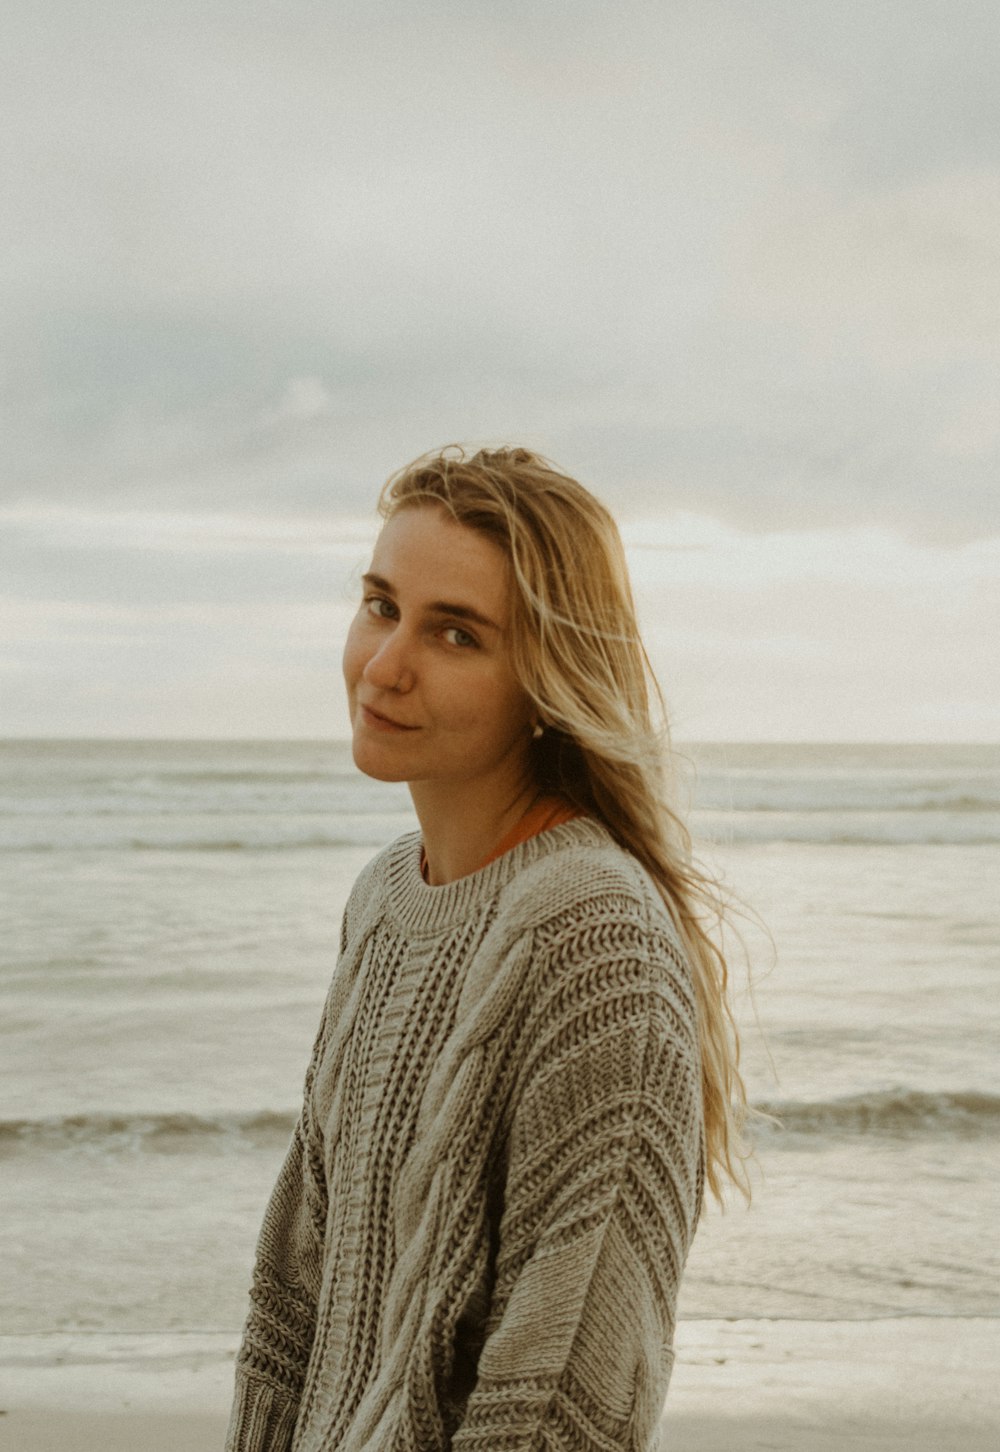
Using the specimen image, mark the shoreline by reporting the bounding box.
[1,1319,997,1451]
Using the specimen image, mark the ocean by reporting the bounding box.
[2,739,998,1336]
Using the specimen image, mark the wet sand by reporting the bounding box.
[1,1318,996,1451]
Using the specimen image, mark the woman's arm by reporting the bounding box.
[225,975,339,1452]
[225,1116,325,1451]
[452,899,704,1452]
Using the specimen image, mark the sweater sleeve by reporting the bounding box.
[225,980,337,1452]
[450,900,704,1452]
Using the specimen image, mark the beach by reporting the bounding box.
[2,739,998,1449]
[2,1319,997,1450]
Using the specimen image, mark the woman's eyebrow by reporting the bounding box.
[362,572,502,632]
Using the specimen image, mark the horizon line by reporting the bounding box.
[2,735,997,749]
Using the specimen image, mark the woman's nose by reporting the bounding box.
[363,626,414,692]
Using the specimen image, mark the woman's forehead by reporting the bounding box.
[371,506,512,622]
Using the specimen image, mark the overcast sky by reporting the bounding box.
[2,0,998,740]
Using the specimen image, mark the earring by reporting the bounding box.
[531,722,544,740]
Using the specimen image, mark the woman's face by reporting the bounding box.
[343,504,535,792]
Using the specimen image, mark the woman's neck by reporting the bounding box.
[410,773,541,886]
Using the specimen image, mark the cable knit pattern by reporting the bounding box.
[226,816,704,1452]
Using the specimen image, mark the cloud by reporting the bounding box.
[2,496,997,740]
[629,525,1000,742]
[2,0,998,547]
[269,376,335,423]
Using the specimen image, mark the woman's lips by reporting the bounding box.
[360,704,419,732]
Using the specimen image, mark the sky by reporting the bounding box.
[2,0,998,741]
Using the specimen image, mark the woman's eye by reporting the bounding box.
[365,596,397,620]
[443,626,477,648]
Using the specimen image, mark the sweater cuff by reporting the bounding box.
[225,1373,300,1452]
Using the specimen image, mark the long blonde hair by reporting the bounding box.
[379,444,751,1202]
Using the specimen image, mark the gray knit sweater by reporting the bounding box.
[226,816,704,1452]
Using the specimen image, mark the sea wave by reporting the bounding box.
[140,770,346,785]
[3,814,1000,851]
[0,1109,298,1153]
[705,794,1000,813]
[756,1089,1000,1139]
[694,810,1000,847]
[4,1090,997,1155]
[0,837,393,852]
[0,823,416,853]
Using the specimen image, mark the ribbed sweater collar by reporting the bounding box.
[382,815,609,938]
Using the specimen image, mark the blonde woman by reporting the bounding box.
[226,446,748,1452]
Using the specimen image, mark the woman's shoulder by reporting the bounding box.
[340,830,420,938]
[501,816,684,950]
[501,819,697,1033]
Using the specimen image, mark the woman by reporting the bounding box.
[226,446,748,1452]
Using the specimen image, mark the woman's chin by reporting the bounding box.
[350,736,412,784]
